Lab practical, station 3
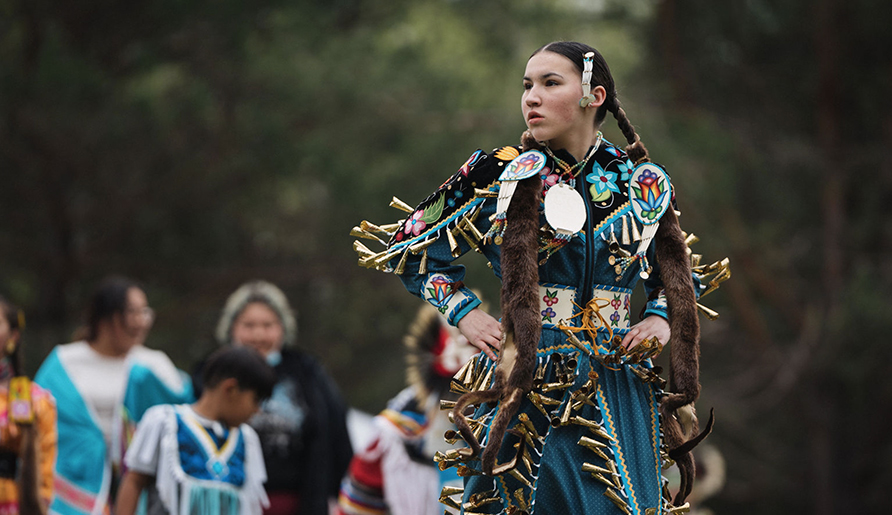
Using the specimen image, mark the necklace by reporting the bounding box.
[543,131,603,180]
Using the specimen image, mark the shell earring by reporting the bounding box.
[578,52,596,107]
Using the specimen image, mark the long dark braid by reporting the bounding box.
[607,97,650,165]
[0,296,44,515]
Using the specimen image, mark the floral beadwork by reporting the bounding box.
[541,307,557,323]
[541,166,559,191]
[426,276,456,314]
[543,289,560,307]
[459,150,484,176]
[618,160,632,181]
[604,146,633,181]
[611,294,622,310]
[446,189,465,208]
[404,210,427,236]
[501,151,546,181]
[420,193,445,223]
[586,162,620,202]
[630,167,669,222]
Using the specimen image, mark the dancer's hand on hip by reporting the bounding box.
[620,315,670,353]
[457,308,502,360]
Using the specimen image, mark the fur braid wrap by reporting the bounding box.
[653,206,707,505]
[450,174,542,475]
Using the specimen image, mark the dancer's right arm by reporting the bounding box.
[384,147,524,357]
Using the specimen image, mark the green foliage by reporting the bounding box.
[0,0,645,403]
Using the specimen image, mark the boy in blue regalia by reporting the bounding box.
[115,347,276,515]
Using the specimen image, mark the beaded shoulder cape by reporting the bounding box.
[367,141,647,265]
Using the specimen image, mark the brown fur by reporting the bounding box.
[451,389,499,455]
[450,171,542,475]
[480,175,541,475]
[653,206,703,504]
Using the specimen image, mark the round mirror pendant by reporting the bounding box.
[544,183,587,235]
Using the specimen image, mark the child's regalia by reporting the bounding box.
[352,138,729,514]
[126,404,268,515]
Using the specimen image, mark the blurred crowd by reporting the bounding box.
[0,275,475,515]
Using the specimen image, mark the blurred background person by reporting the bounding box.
[0,295,56,515]
[200,280,352,515]
[34,276,192,515]
[337,302,477,515]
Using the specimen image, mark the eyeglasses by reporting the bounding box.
[126,306,155,322]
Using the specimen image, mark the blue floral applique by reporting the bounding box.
[604,146,632,181]
[618,159,632,182]
[586,162,620,202]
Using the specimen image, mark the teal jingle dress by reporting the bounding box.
[364,141,698,515]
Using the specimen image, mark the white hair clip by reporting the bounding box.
[579,52,596,107]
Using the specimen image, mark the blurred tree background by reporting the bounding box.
[1,0,889,512]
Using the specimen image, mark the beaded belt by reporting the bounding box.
[538,283,631,330]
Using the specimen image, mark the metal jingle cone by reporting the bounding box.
[418,248,428,274]
[621,215,631,245]
[447,228,461,258]
[630,213,641,242]
[389,196,414,213]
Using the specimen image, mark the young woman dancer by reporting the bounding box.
[354,41,719,514]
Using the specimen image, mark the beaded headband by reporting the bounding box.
[578,51,596,107]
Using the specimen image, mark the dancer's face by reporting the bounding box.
[522,52,587,145]
[522,51,601,154]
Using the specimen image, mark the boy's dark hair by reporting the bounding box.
[202,347,276,402]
